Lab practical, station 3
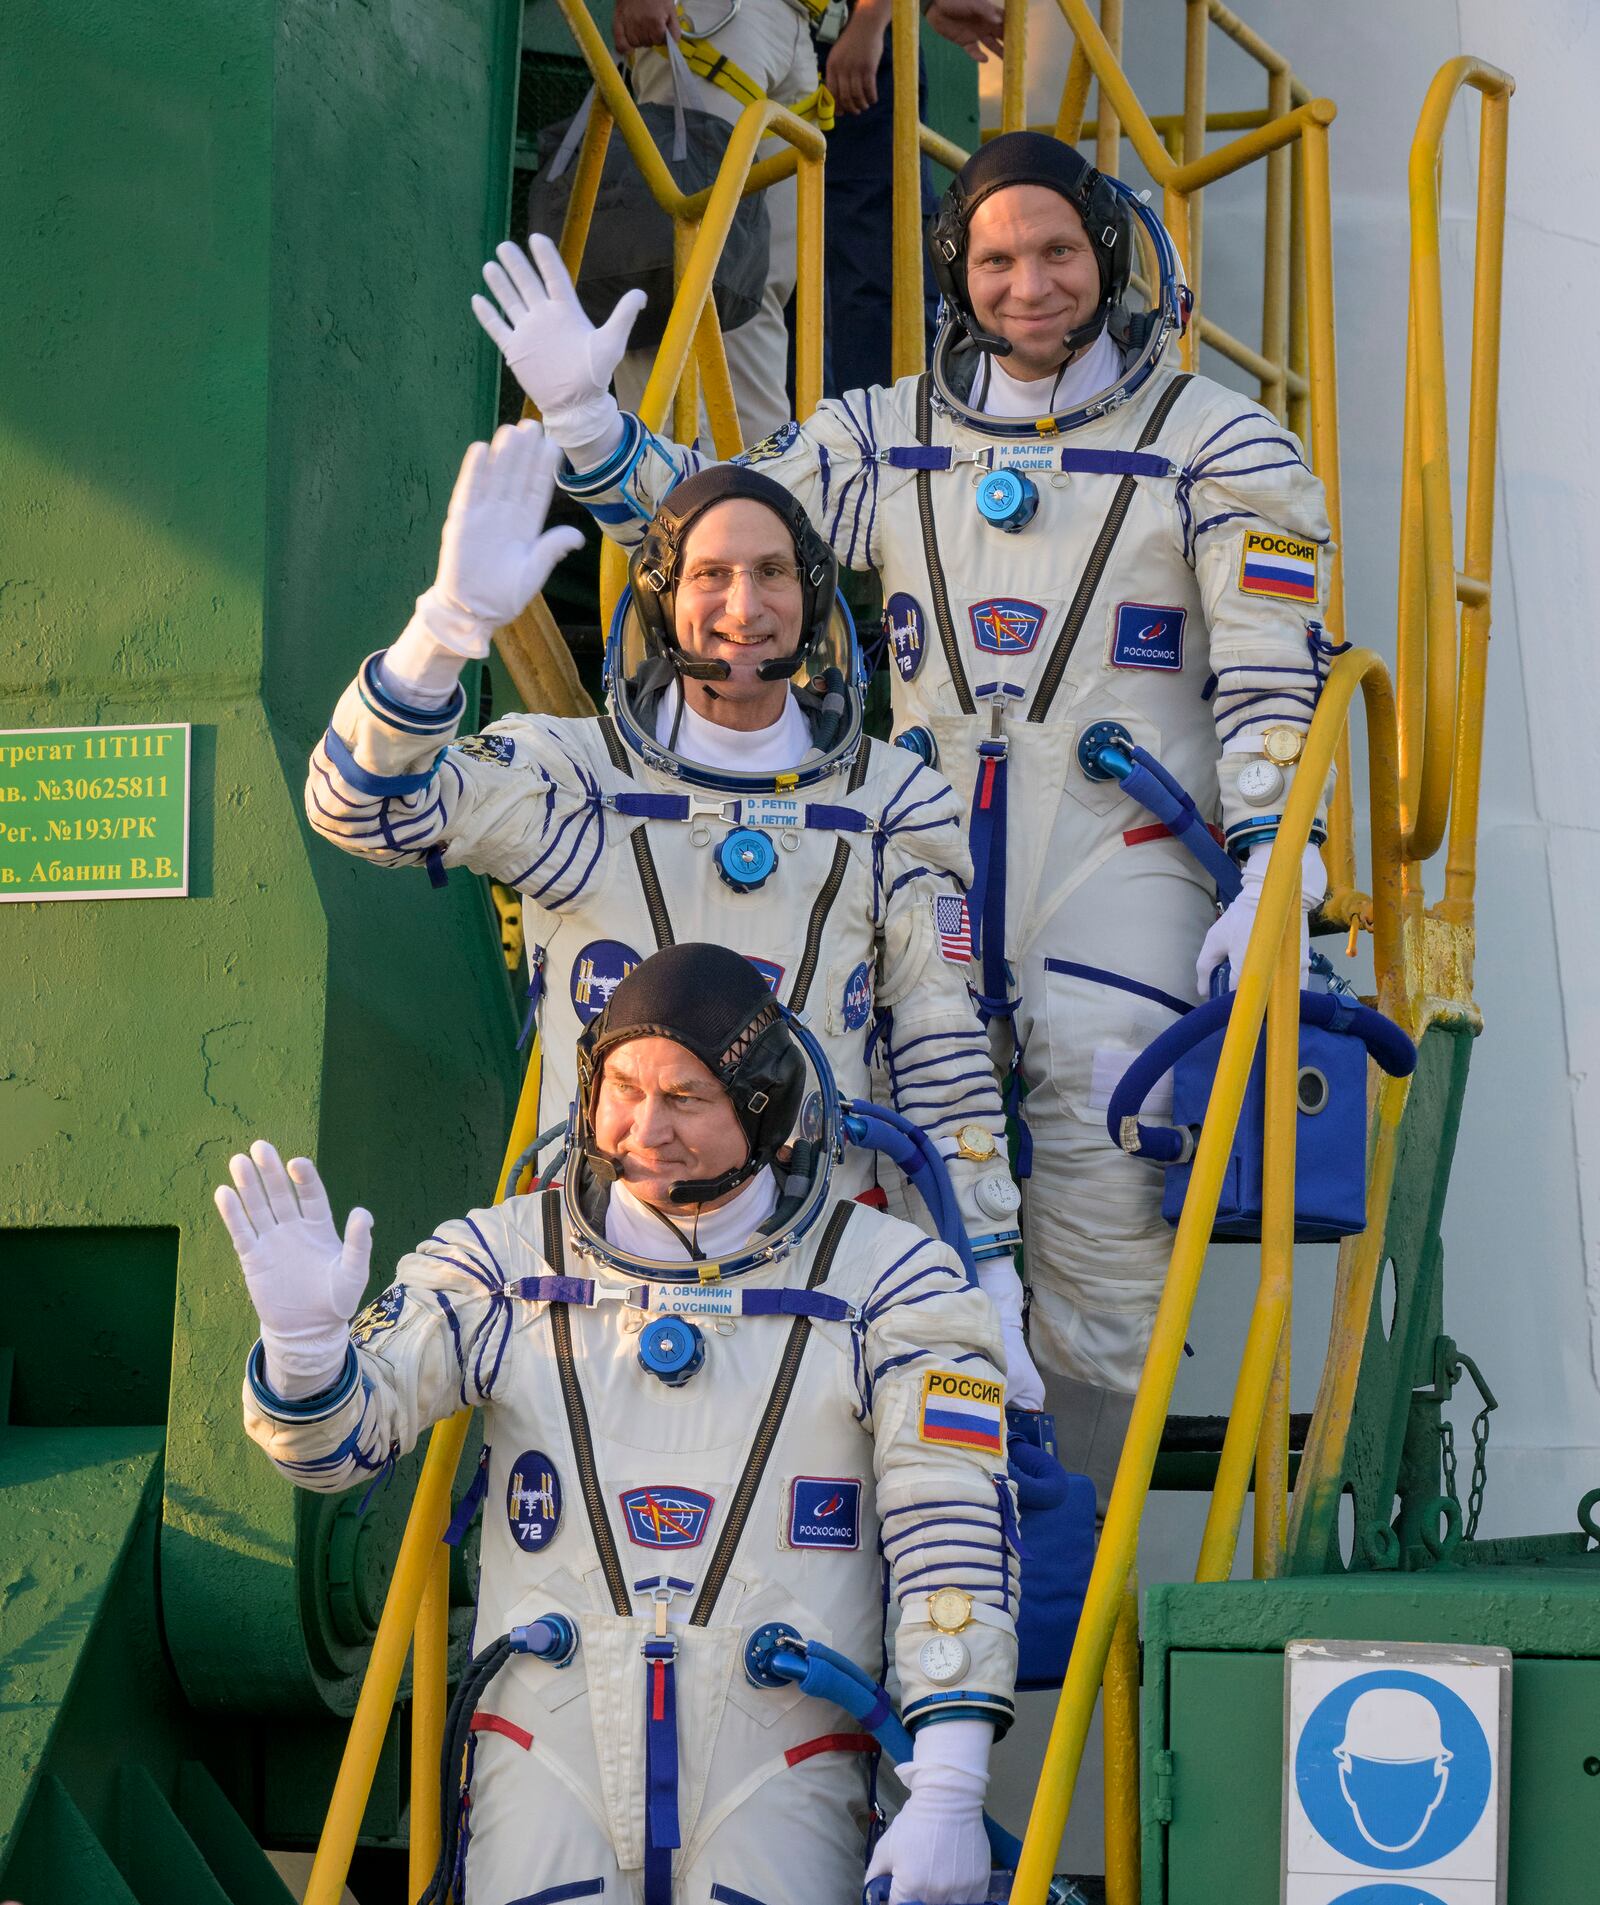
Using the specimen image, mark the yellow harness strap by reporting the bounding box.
[672,32,836,131]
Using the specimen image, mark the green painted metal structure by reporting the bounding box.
[1,0,522,1886]
[0,2,984,1894]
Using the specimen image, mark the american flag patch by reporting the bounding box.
[933,894,973,963]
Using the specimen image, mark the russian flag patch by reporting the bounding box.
[918,1370,1005,1455]
[1237,530,1318,603]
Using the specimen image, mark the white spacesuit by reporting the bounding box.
[225,944,1019,1905]
[306,427,1039,1402]
[470,139,1336,1494]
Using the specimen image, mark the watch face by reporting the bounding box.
[975,1171,1022,1218]
[1262,727,1303,766]
[955,1123,997,1162]
[1236,758,1284,805]
[928,1586,973,1633]
[918,1633,970,1684]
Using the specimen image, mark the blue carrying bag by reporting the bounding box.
[1103,963,1416,1241]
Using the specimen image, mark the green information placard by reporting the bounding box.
[0,723,191,901]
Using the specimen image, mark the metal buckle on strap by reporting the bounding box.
[639,1576,692,1648]
[688,794,736,823]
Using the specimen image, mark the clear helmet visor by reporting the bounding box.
[561,1008,845,1281]
[932,186,1192,438]
[605,589,865,792]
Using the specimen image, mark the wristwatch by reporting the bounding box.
[1236,757,1285,805]
[954,1124,998,1163]
[928,1586,974,1633]
[918,1632,970,1683]
[1261,726,1305,767]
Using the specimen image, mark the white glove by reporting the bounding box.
[470,233,642,467]
[381,421,586,706]
[866,1720,994,1905]
[975,1259,1045,1412]
[1195,840,1328,1000]
[214,1141,373,1400]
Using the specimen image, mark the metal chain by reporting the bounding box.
[1440,1403,1493,1540]
[1465,1403,1492,1540]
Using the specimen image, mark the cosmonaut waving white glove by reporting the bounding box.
[865,1719,994,1905]
[382,419,586,704]
[471,232,642,469]
[214,1141,373,1400]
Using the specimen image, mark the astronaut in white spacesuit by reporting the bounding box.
[469,134,1336,1498]
[223,942,1019,1905]
[305,421,1040,1403]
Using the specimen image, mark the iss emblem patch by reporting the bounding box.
[885,593,927,682]
[788,1477,862,1550]
[1110,602,1186,672]
[454,731,517,766]
[571,939,642,1024]
[351,1283,405,1347]
[506,1451,563,1552]
[620,1485,714,1549]
[734,420,800,466]
[969,597,1046,655]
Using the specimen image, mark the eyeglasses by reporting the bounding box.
[680,560,803,597]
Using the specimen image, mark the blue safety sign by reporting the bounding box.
[1295,1670,1493,1871]
[1327,1888,1452,1904]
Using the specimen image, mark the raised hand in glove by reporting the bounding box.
[865,1719,994,1905]
[214,1141,373,1400]
[382,420,586,704]
[1195,840,1328,1000]
[471,232,643,466]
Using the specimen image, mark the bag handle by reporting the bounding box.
[1105,985,1417,1164]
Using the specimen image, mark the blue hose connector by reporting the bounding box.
[509,1612,580,1667]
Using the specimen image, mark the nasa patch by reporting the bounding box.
[734,420,800,467]
[1110,601,1186,672]
[885,593,927,682]
[969,598,1046,655]
[799,1089,824,1144]
[841,960,873,1031]
[747,956,785,993]
[571,938,642,1024]
[620,1485,714,1549]
[788,1477,862,1550]
[455,731,516,767]
[351,1283,405,1347]
[506,1450,563,1552]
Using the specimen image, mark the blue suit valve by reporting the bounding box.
[743,1620,806,1688]
[509,1612,580,1667]
[637,1315,705,1386]
[975,467,1039,533]
[714,827,778,894]
[1076,719,1135,783]
[893,726,939,769]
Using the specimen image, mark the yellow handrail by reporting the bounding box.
[303,1034,546,1905]
[1397,58,1513,871]
[1013,646,1404,1904]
